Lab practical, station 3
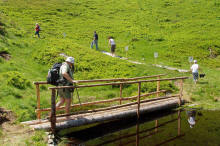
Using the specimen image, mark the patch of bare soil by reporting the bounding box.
[0,52,11,60]
[0,108,34,145]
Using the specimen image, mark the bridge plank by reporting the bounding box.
[25,97,181,130]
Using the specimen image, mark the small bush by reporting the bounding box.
[40,85,47,90]
[0,26,6,36]
[4,71,31,89]
[11,90,23,98]
[107,93,116,98]
[0,47,9,54]
[31,131,46,142]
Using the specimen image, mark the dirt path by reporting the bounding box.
[0,108,34,145]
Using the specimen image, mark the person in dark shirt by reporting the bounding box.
[90,31,99,50]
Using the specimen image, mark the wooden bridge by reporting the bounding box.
[22,74,188,133]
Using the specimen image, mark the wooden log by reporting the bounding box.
[36,90,166,112]
[50,89,56,134]
[157,76,160,97]
[31,97,181,130]
[36,84,41,119]
[155,120,158,132]
[33,81,48,85]
[24,95,179,126]
[178,110,181,135]
[120,83,123,105]
[33,74,166,85]
[54,94,178,119]
[71,74,166,83]
[49,77,188,90]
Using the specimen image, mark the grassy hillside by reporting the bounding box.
[0,0,220,124]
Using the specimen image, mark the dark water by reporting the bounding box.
[59,109,220,146]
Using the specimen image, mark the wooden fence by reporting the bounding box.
[33,74,188,133]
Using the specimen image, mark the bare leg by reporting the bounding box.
[65,98,72,114]
[56,97,65,108]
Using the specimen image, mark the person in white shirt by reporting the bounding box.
[108,36,116,57]
[190,60,199,84]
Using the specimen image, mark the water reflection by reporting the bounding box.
[61,110,185,146]
[186,109,196,128]
[56,109,220,145]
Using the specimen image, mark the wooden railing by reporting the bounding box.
[33,75,188,134]
[34,74,166,119]
[49,76,187,133]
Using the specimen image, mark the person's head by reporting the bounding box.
[94,31,96,33]
[36,23,39,26]
[108,36,112,39]
[65,57,75,67]
[194,60,197,64]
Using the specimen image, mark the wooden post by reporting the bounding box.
[137,82,141,119]
[155,120,158,132]
[179,79,183,106]
[50,89,56,134]
[120,84,123,105]
[136,121,140,146]
[36,84,41,119]
[178,110,181,136]
[157,76,160,97]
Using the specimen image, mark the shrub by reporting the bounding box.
[0,25,6,36]
[0,47,9,54]
[31,131,46,142]
[4,71,31,89]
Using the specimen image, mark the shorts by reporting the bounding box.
[111,44,116,53]
[192,72,198,81]
[58,84,74,99]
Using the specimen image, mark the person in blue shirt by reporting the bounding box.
[90,31,99,50]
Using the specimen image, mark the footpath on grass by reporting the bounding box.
[101,51,190,73]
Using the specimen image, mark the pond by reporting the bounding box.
[57,109,220,146]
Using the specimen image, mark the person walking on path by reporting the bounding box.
[90,31,99,50]
[108,36,116,57]
[190,60,199,84]
[35,23,41,38]
[56,57,78,115]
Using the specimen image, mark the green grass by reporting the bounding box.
[0,0,219,124]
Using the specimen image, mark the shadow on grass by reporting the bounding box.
[198,81,208,84]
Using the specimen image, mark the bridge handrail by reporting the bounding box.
[34,74,166,119]
[49,76,188,90]
[33,74,166,85]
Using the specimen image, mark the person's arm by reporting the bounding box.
[62,73,78,84]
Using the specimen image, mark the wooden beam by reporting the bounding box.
[53,94,179,119]
[49,77,188,90]
[36,84,41,119]
[120,84,123,105]
[31,97,180,130]
[33,74,166,85]
[36,90,166,112]
[50,89,56,134]
[157,76,160,97]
